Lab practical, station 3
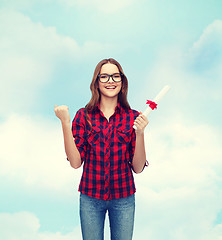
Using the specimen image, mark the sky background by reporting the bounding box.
[0,0,222,239]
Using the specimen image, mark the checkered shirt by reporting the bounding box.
[72,102,141,200]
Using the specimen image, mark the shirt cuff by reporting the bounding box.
[141,160,149,172]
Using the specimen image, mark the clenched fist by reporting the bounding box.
[54,104,71,123]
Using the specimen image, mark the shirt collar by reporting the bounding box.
[115,102,122,113]
[96,101,122,113]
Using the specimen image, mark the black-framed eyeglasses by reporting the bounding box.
[97,73,123,83]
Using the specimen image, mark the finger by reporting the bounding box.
[134,119,143,126]
[138,115,149,125]
[135,116,146,123]
[138,114,147,121]
[54,105,58,113]
[134,118,148,128]
[139,114,148,120]
[134,122,140,129]
[134,120,144,129]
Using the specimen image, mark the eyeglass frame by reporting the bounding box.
[97,73,123,83]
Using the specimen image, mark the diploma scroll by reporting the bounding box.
[133,85,170,130]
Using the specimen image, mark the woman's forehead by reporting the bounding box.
[100,63,119,74]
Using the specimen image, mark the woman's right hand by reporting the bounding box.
[54,104,71,123]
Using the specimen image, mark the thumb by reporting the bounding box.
[55,104,57,108]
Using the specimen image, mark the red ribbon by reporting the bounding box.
[146,100,157,110]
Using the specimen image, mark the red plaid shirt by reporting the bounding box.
[72,102,140,200]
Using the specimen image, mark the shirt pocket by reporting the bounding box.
[87,126,102,146]
[116,125,132,143]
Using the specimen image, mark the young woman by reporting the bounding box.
[54,58,149,240]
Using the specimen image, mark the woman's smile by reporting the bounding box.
[105,85,117,89]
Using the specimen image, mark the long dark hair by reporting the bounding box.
[84,58,131,128]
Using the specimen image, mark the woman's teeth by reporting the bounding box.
[105,86,116,89]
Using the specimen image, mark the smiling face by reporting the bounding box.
[98,63,122,100]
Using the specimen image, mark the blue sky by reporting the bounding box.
[0,0,222,239]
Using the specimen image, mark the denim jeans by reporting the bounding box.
[79,193,135,240]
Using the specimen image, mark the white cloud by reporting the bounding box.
[190,20,222,58]
[0,212,81,240]
[131,20,222,239]
[145,121,222,191]
[140,20,222,125]
[0,9,78,116]
[187,19,222,82]
[0,211,110,240]
[0,9,115,117]
[132,120,222,240]
[0,9,80,69]
[0,114,82,194]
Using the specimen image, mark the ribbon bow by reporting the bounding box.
[146,100,157,110]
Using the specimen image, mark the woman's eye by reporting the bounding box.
[114,74,120,78]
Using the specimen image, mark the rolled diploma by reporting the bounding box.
[133,85,170,130]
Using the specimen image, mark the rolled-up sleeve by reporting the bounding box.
[72,109,87,162]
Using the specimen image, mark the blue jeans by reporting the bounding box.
[80,193,135,240]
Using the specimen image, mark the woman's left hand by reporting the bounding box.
[134,113,149,135]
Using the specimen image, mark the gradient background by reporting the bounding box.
[0,0,222,239]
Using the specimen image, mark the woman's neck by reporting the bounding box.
[99,97,118,120]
